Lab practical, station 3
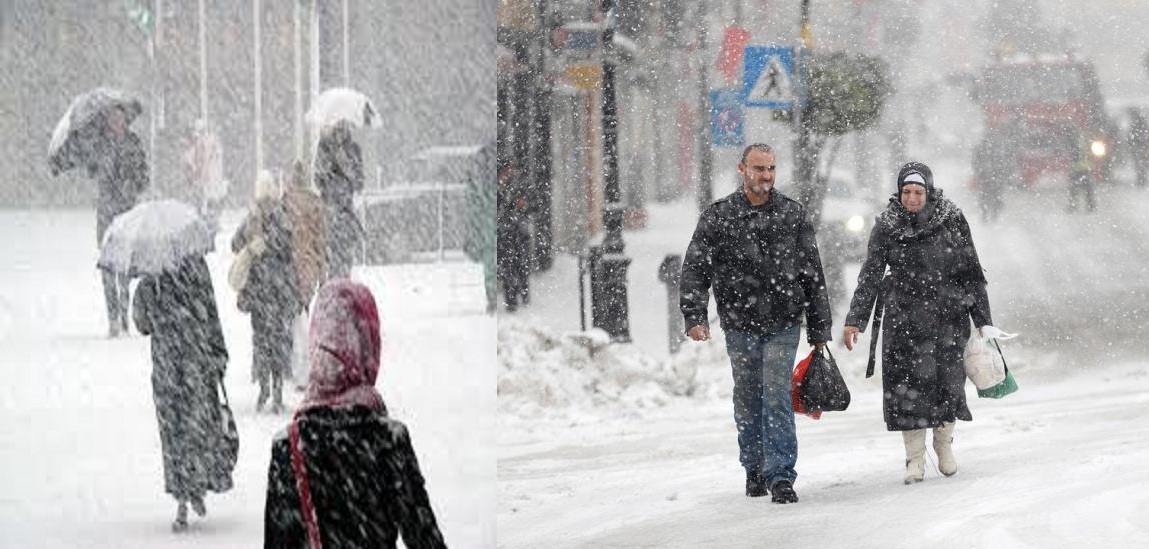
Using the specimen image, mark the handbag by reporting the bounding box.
[791,349,822,419]
[207,374,239,493]
[799,347,851,413]
[964,334,1006,390]
[219,377,240,474]
[977,339,1019,399]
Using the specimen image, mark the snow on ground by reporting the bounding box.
[498,164,1149,547]
[0,208,495,548]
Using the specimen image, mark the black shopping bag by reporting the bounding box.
[799,347,851,412]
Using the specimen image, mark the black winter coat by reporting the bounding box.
[315,130,365,277]
[845,188,992,431]
[88,130,148,239]
[132,256,234,498]
[264,406,447,549]
[680,189,833,343]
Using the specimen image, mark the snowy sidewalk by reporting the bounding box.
[0,208,494,548]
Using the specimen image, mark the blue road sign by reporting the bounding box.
[742,46,799,109]
[711,89,744,148]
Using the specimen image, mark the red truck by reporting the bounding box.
[973,53,1115,194]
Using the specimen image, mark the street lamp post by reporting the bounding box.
[590,0,631,342]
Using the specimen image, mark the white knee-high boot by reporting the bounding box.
[933,422,958,476]
[903,429,927,484]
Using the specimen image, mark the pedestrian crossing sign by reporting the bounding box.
[742,46,800,109]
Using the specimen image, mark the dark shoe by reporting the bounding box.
[745,470,769,498]
[172,502,189,532]
[770,480,799,504]
[190,495,206,517]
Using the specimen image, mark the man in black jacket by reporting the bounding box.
[680,143,832,504]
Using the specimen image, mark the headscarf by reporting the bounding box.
[298,278,385,411]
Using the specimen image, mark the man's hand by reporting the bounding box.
[687,325,711,341]
[811,341,827,352]
[843,325,860,351]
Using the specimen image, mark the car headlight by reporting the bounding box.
[1090,140,1107,158]
[846,215,866,233]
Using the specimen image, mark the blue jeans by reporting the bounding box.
[724,325,800,487]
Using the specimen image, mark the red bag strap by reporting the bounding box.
[289,415,323,549]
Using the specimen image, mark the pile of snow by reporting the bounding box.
[497,318,733,419]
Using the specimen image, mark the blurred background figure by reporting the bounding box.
[283,159,327,389]
[1128,108,1149,189]
[497,160,531,313]
[182,118,228,231]
[232,170,301,413]
[466,142,497,314]
[314,121,365,279]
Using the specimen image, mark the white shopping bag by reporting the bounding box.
[963,327,1017,390]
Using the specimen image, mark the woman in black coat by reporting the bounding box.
[264,279,447,549]
[132,255,233,531]
[842,162,993,485]
[233,171,301,413]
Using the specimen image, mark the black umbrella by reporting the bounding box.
[48,87,143,176]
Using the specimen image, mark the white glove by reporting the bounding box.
[979,325,1018,340]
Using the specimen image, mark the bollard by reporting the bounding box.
[589,244,632,342]
[658,254,685,354]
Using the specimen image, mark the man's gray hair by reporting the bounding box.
[740,143,774,165]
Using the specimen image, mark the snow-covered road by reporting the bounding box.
[499,160,1149,548]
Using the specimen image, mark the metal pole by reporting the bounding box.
[293,0,303,160]
[696,1,713,211]
[794,0,814,217]
[591,0,631,342]
[533,0,554,271]
[342,0,349,86]
[253,0,263,175]
[198,0,207,122]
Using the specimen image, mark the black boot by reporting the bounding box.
[172,501,189,532]
[770,480,799,504]
[745,470,768,497]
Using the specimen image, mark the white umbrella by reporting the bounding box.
[306,87,378,130]
[49,87,143,176]
[98,200,215,277]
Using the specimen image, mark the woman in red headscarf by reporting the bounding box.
[263,279,447,549]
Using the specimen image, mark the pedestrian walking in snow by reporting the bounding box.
[263,279,448,549]
[91,106,150,337]
[466,142,497,314]
[842,162,994,485]
[182,118,229,231]
[497,160,531,312]
[1127,108,1149,189]
[132,254,235,531]
[232,170,302,413]
[679,143,833,503]
[314,121,365,279]
[284,159,327,388]
[1068,134,1098,212]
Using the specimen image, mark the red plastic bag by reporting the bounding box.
[791,349,822,420]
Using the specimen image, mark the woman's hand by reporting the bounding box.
[843,325,861,351]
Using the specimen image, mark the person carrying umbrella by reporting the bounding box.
[101,199,236,532]
[314,120,365,280]
[49,88,149,337]
[92,106,150,336]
